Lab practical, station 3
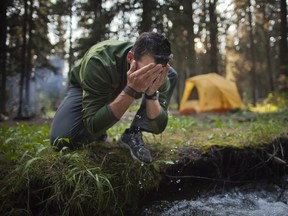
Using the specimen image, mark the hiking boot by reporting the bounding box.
[118,128,152,163]
[94,133,108,142]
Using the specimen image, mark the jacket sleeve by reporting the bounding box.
[80,57,119,136]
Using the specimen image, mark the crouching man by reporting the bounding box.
[50,32,177,163]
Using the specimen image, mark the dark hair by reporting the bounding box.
[131,32,171,65]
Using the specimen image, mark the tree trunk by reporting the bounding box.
[18,0,29,118]
[0,0,7,115]
[91,0,104,43]
[262,3,274,92]
[68,0,73,74]
[182,0,196,77]
[139,0,157,33]
[279,0,288,90]
[24,0,34,116]
[208,0,218,73]
[247,0,257,104]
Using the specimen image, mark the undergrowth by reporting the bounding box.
[0,123,160,216]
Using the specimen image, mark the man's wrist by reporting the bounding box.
[123,86,142,99]
[145,90,159,100]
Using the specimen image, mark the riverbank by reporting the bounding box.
[1,108,288,215]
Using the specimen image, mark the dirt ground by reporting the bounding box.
[0,115,53,127]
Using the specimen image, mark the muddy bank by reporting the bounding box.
[172,135,288,180]
[143,134,288,203]
[138,134,288,215]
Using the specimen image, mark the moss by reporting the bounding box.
[155,109,288,154]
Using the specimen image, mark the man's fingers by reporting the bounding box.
[128,60,137,75]
[129,63,168,92]
[132,63,155,77]
[142,64,163,79]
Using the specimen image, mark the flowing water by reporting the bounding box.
[140,176,288,216]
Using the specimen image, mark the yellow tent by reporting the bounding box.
[179,73,244,114]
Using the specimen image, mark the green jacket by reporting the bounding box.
[69,40,170,136]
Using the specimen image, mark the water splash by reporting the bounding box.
[141,177,288,216]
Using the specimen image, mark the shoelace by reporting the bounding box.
[130,132,144,148]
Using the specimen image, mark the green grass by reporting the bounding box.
[0,122,161,215]
[1,98,288,215]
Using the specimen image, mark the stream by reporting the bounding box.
[140,176,288,216]
[138,139,288,216]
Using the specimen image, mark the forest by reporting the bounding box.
[0,0,287,118]
[1,0,288,215]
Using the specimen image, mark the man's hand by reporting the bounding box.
[146,64,170,95]
[127,60,165,93]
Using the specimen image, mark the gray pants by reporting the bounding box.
[50,68,177,149]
